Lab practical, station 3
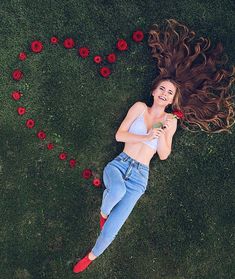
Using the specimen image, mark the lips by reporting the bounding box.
[158,96,167,101]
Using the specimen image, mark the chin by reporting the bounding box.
[155,101,167,107]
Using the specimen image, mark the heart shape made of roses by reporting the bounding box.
[10,32,145,178]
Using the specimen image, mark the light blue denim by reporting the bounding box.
[91,152,149,257]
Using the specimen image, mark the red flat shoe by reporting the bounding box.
[73,253,93,273]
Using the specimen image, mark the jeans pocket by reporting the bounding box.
[137,167,149,179]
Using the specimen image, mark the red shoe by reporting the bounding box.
[73,253,93,273]
[100,213,108,230]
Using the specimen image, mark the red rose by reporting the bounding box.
[31,40,43,53]
[59,152,67,160]
[93,55,102,64]
[78,47,90,58]
[69,159,76,168]
[37,130,46,140]
[116,39,128,51]
[47,143,54,150]
[82,168,92,179]
[50,36,59,44]
[132,30,144,42]
[63,38,75,49]
[12,69,23,81]
[18,52,27,61]
[26,119,35,129]
[11,91,22,100]
[107,53,117,63]
[172,110,184,119]
[92,178,101,187]
[17,107,26,115]
[100,67,111,78]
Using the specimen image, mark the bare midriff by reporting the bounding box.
[123,142,156,167]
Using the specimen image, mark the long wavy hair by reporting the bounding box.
[148,19,235,133]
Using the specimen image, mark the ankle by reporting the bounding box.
[100,211,108,219]
[88,252,96,261]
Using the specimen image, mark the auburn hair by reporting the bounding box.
[148,19,235,133]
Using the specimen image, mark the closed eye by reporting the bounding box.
[160,86,173,94]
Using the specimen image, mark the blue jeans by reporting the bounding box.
[91,152,149,257]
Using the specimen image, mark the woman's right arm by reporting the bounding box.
[115,102,157,143]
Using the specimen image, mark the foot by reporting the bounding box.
[73,253,93,273]
[100,212,108,230]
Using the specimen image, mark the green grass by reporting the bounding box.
[0,0,235,278]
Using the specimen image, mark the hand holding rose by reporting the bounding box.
[144,127,166,141]
[147,110,184,140]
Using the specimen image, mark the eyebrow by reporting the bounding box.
[160,85,173,93]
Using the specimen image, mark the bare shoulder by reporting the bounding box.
[131,101,147,111]
[166,113,177,122]
[127,101,147,116]
[116,101,147,133]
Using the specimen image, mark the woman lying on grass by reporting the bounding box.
[73,19,235,274]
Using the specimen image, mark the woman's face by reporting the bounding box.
[152,80,177,107]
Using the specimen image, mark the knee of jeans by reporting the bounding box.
[111,185,126,201]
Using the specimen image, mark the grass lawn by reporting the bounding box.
[0,0,234,278]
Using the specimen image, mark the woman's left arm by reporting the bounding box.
[156,117,178,160]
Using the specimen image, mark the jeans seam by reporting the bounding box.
[101,167,111,216]
[103,167,110,190]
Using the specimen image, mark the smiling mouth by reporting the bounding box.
[158,96,167,101]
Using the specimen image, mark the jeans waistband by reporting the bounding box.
[116,152,149,171]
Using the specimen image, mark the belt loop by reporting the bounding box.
[123,156,128,162]
[124,154,130,162]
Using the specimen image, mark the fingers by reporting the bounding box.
[163,119,173,130]
[162,123,169,129]
[153,128,165,139]
[149,127,166,140]
[159,128,166,135]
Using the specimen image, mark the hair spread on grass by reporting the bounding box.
[148,19,235,133]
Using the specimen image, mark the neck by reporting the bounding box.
[149,103,166,118]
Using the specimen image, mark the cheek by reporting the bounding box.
[153,89,157,95]
[155,89,161,95]
[168,95,174,103]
